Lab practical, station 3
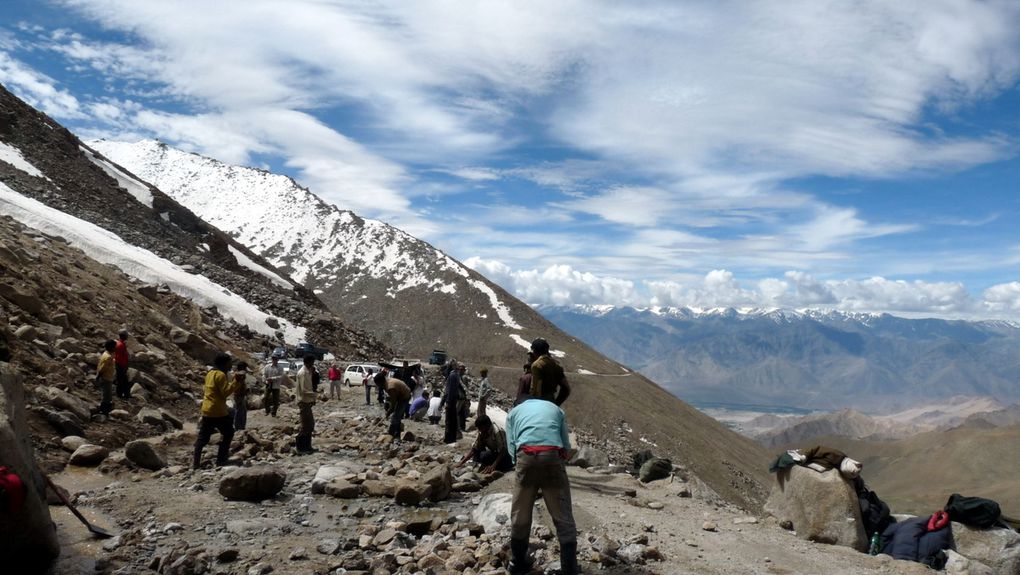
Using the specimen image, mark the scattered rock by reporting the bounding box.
[218,466,286,501]
[124,440,166,470]
[69,444,109,467]
[60,435,88,452]
[952,521,1020,575]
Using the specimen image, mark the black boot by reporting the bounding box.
[508,538,534,574]
[192,447,203,470]
[559,542,579,575]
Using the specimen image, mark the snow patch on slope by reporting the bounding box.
[227,245,294,290]
[81,146,153,208]
[0,182,304,342]
[0,140,46,179]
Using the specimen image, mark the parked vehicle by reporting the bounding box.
[343,363,378,387]
[293,341,329,361]
[271,346,288,359]
[428,349,447,365]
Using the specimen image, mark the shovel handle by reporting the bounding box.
[42,474,105,535]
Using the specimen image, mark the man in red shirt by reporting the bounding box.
[114,330,131,399]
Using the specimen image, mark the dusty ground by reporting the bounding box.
[47,385,936,575]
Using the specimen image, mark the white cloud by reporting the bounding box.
[464,259,1013,320]
[0,51,83,118]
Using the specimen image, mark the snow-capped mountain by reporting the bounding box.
[88,139,617,370]
[538,304,1020,410]
[0,84,388,359]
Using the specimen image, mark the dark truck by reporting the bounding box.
[428,349,447,365]
[293,341,329,361]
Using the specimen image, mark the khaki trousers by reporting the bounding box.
[510,450,577,547]
[298,402,314,438]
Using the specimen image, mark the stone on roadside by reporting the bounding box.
[394,480,428,506]
[764,466,867,551]
[69,444,109,466]
[472,493,513,535]
[219,466,286,501]
[943,549,994,575]
[952,521,1020,575]
[324,479,363,499]
[423,464,453,502]
[702,521,718,532]
[570,445,609,469]
[60,435,88,452]
[136,407,165,427]
[124,440,166,470]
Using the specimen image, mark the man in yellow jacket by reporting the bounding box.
[193,353,239,468]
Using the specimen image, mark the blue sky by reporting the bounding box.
[3,0,1020,319]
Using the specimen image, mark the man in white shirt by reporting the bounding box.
[262,356,287,417]
[294,355,317,454]
[426,392,443,425]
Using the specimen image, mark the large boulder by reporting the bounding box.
[944,550,994,575]
[36,386,91,421]
[0,283,43,315]
[219,466,286,501]
[472,493,513,535]
[953,522,1020,575]
[639,457,673,483]
[40,408,85,437]
[168,327,217,363]
[764,466,867,551]
[136,408,165,427]
[124,440,166,471]
[394,480,429,507]
[423,464,453,502]
[570,445,609,469]
[312,463,363,494]
[68,444,109,467]
[0,365,60,569]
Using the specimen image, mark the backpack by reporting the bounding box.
[945,493,1002,528]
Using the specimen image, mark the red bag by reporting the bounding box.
[927,509,950,531]
[0,466,26,514]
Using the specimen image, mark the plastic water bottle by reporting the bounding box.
[868,532,881,555]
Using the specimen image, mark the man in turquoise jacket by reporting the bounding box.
[506,395,577,575]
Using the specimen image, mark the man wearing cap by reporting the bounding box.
[262,356,287,417]
[529,338,571,405]
[506,394,578,575]
[114,329,131,399]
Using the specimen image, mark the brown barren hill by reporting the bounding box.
[783,423,1020,516]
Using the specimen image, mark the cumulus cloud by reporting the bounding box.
[0,51,83,118]
[3,1,1019,312]
[464,259,1013,320]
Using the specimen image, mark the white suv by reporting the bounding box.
[343,364,378,386]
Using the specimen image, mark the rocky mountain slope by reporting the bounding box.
[0,84,387,360]
[87,137,774,511]
[87,139,617,373]
[538,304,1020,411]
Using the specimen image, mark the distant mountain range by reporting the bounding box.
[536,305,1020,410]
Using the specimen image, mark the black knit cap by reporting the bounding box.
[530,338,550,355]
